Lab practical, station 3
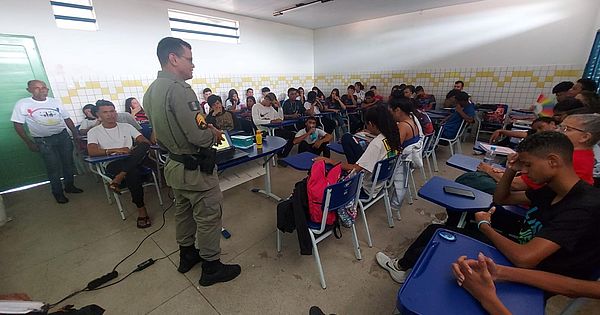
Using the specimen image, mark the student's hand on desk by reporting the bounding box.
[474,206,495,226]
[112,147,131,155]
[452,253,498,301]
[489,130,503,143]
[477,162,494,174]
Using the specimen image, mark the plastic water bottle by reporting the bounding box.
[310,131,317,142]
[483,146,496,165]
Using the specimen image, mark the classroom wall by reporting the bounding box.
[313,0,600,107]
[0,0,314,122]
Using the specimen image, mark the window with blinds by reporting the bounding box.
[583,30,600,93]
[168,9,240,44]
[50,0,98,31]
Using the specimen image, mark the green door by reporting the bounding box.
[0,34,52,191]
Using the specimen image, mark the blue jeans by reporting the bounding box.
[33,129,75,195]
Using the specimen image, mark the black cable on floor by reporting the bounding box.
[47,190,177,310]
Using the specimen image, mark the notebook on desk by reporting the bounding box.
[214,130,249,163]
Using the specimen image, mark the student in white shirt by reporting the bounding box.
[252,93,296,158]
[314,105,401,192]
[304,91,336,134]
[294,116,333,157]
[354,81,366,104]
[11,80,83,204]
[87,100,152,228]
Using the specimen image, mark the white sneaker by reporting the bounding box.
[376,252,408,284]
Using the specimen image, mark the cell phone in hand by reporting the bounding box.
[443,186,476,199]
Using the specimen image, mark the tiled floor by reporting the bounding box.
[0,141,598,314]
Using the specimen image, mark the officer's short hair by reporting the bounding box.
[207,95,222,107]
[156,37,192,66]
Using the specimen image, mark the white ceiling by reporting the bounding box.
[168,0,484,29]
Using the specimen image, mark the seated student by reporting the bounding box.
[443,89,460,108]
[79,103,100,135]
[205,95,240,132]
[552,97,585,123]
[84,100,142,132]
[252,93,295,157]
[415,86,436,111]
[568,78,598,97]
[87,100,152,228]
[282,87,305,120]
[316,105,400,194]
[200,88,212,115]
[325,88,348,137]
[451,253,600,315]
[259,86,270,103]
[341,85,363,133]
[376,132,600,283]
[388,97,423,210]
[240,96,255,120]
[294,116,332,158]
[369,85,384,102]
[575,90,600,113]
[529,81,573,117]
[403,85,416,99]
[297,87,306,104]
[440,91,475,139]
[490,116,556,144]
[311,86,326,102]
[225,89,245,112]
[304,91,335,134]
[354,81,366,104]
[361,91,382,109]
[125,97,148,123]
[245,88,254,99]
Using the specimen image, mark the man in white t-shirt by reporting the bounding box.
[293,116,332,157]
[87,100,152,228]
[11,80,83,204]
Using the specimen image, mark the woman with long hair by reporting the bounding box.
[125,97,148,123]
[388,97,423,211]
[315,105,400,192]
[225,89,245,112]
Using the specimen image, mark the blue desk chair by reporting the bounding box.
[437,120,469,156]
[276,172,364,289]
[140,122,152,140]
[90,159,163,220]
[327,142,344,155]
[420,133,435,180]
[358,155,399,247]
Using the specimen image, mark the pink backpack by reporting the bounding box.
[307,160,342,225]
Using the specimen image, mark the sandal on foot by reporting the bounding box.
[136,216,151,229]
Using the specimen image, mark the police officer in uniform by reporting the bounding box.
[143,37,241,286]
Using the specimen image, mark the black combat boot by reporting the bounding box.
[177,245,203,273]
[199,259,241,286]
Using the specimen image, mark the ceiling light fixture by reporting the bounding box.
[273,0,333,17]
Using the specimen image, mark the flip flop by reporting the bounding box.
[136,216,151,229]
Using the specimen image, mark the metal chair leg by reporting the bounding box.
[276,228,282,252]
[358,202,373,247]
[350,224,362,260]
[383,191,394,228]
[114,193,126,220]
[310,232,326,289]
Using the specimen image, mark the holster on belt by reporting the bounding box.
[169,148,216,174]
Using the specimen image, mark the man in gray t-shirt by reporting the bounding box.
[293,116,333,157]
